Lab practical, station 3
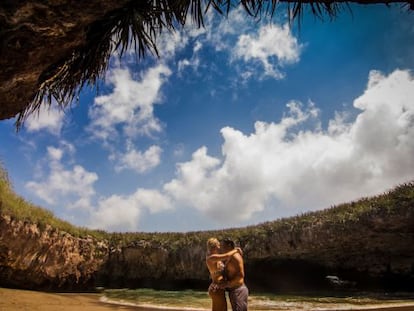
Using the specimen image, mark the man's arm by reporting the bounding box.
[207,247,241,263]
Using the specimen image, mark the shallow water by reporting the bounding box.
[102,288,414,310]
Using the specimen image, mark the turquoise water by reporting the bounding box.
[102,288,414,310]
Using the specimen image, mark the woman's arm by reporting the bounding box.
[207,247,242,262]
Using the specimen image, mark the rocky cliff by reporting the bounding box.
[1,183,413,292]
[0,214,108,290]
[0,0,129,120]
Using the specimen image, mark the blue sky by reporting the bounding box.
[1,4,414,232]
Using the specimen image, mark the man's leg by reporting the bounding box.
[228,285,248,311]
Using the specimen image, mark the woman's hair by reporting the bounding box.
[207,237,220,253]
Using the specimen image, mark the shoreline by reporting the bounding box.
[1,287,414,311]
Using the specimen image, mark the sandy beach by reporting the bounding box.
[1,287,414,311]
[0,287,165,311]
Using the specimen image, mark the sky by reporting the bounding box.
[1,4,414,232]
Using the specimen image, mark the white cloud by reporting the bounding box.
[115,143,162,174]
[135,188,172,213]
[25,143,169,231]
[182,40,202,72]
[90,194,141,231]
[47,146,63,161]
[88,64,171,141]
[25,104,65,134]
[234,23,302,79]
[156,30,189,59]
[164,146,221,214]
[205,8,252,51]
[90,188,172,231]
[174,9,301,81]
[178,59,192,73]
[351,69,414,178]
[163,69,414,224]
[193,40,203,53]
[26,143,98,210]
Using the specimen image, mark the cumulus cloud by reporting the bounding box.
[89,194,141,231]
[26,69,414,231]
[88,64,171,141]
[163,69,414,224]
[25,142,171,231]
[175,9,302,81]
[25,104,65,134]
[234,23,302,79]
[164,146,221,212]
[156,29,189,59]
[115,142,162,174]
[90,188,172,231]
[177,41,202,74]
[204,8,252,51]
[87,64,169,174]
[26,143,98,210]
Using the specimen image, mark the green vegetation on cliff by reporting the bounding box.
[1,164,414,291]
[0,166,105,239]
[1,164,413,246]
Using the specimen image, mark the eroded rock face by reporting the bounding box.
[241,209,414,292]
[0,214,109,290]
[0,1,128,120]
[97,239,208,289]
[0,213,211,290]
[1,195,414,292]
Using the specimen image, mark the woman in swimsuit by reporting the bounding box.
[206,238,242,311]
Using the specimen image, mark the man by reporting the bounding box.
[220,238,249,311]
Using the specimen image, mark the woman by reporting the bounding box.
[205,238,241,311]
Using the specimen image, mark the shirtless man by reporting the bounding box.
[220,238,249,311]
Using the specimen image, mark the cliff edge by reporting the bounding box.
[1,171,413,292]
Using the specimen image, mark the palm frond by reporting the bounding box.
[15,0,414,129]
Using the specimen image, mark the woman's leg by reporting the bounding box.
[209,284,227,311]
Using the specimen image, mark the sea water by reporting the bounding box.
[101,288,414,310]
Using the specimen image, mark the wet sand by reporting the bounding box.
[1,287,414,311]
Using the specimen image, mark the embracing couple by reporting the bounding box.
[206,237,249,311]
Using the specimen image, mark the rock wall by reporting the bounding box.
[1,189,414,292]
[0,214,108,290]
[0,213,211,291]
[0,0,129,120]
[97,239,209,290]
[242,210,414,291]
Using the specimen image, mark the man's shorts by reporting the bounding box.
[228,284,248,311]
